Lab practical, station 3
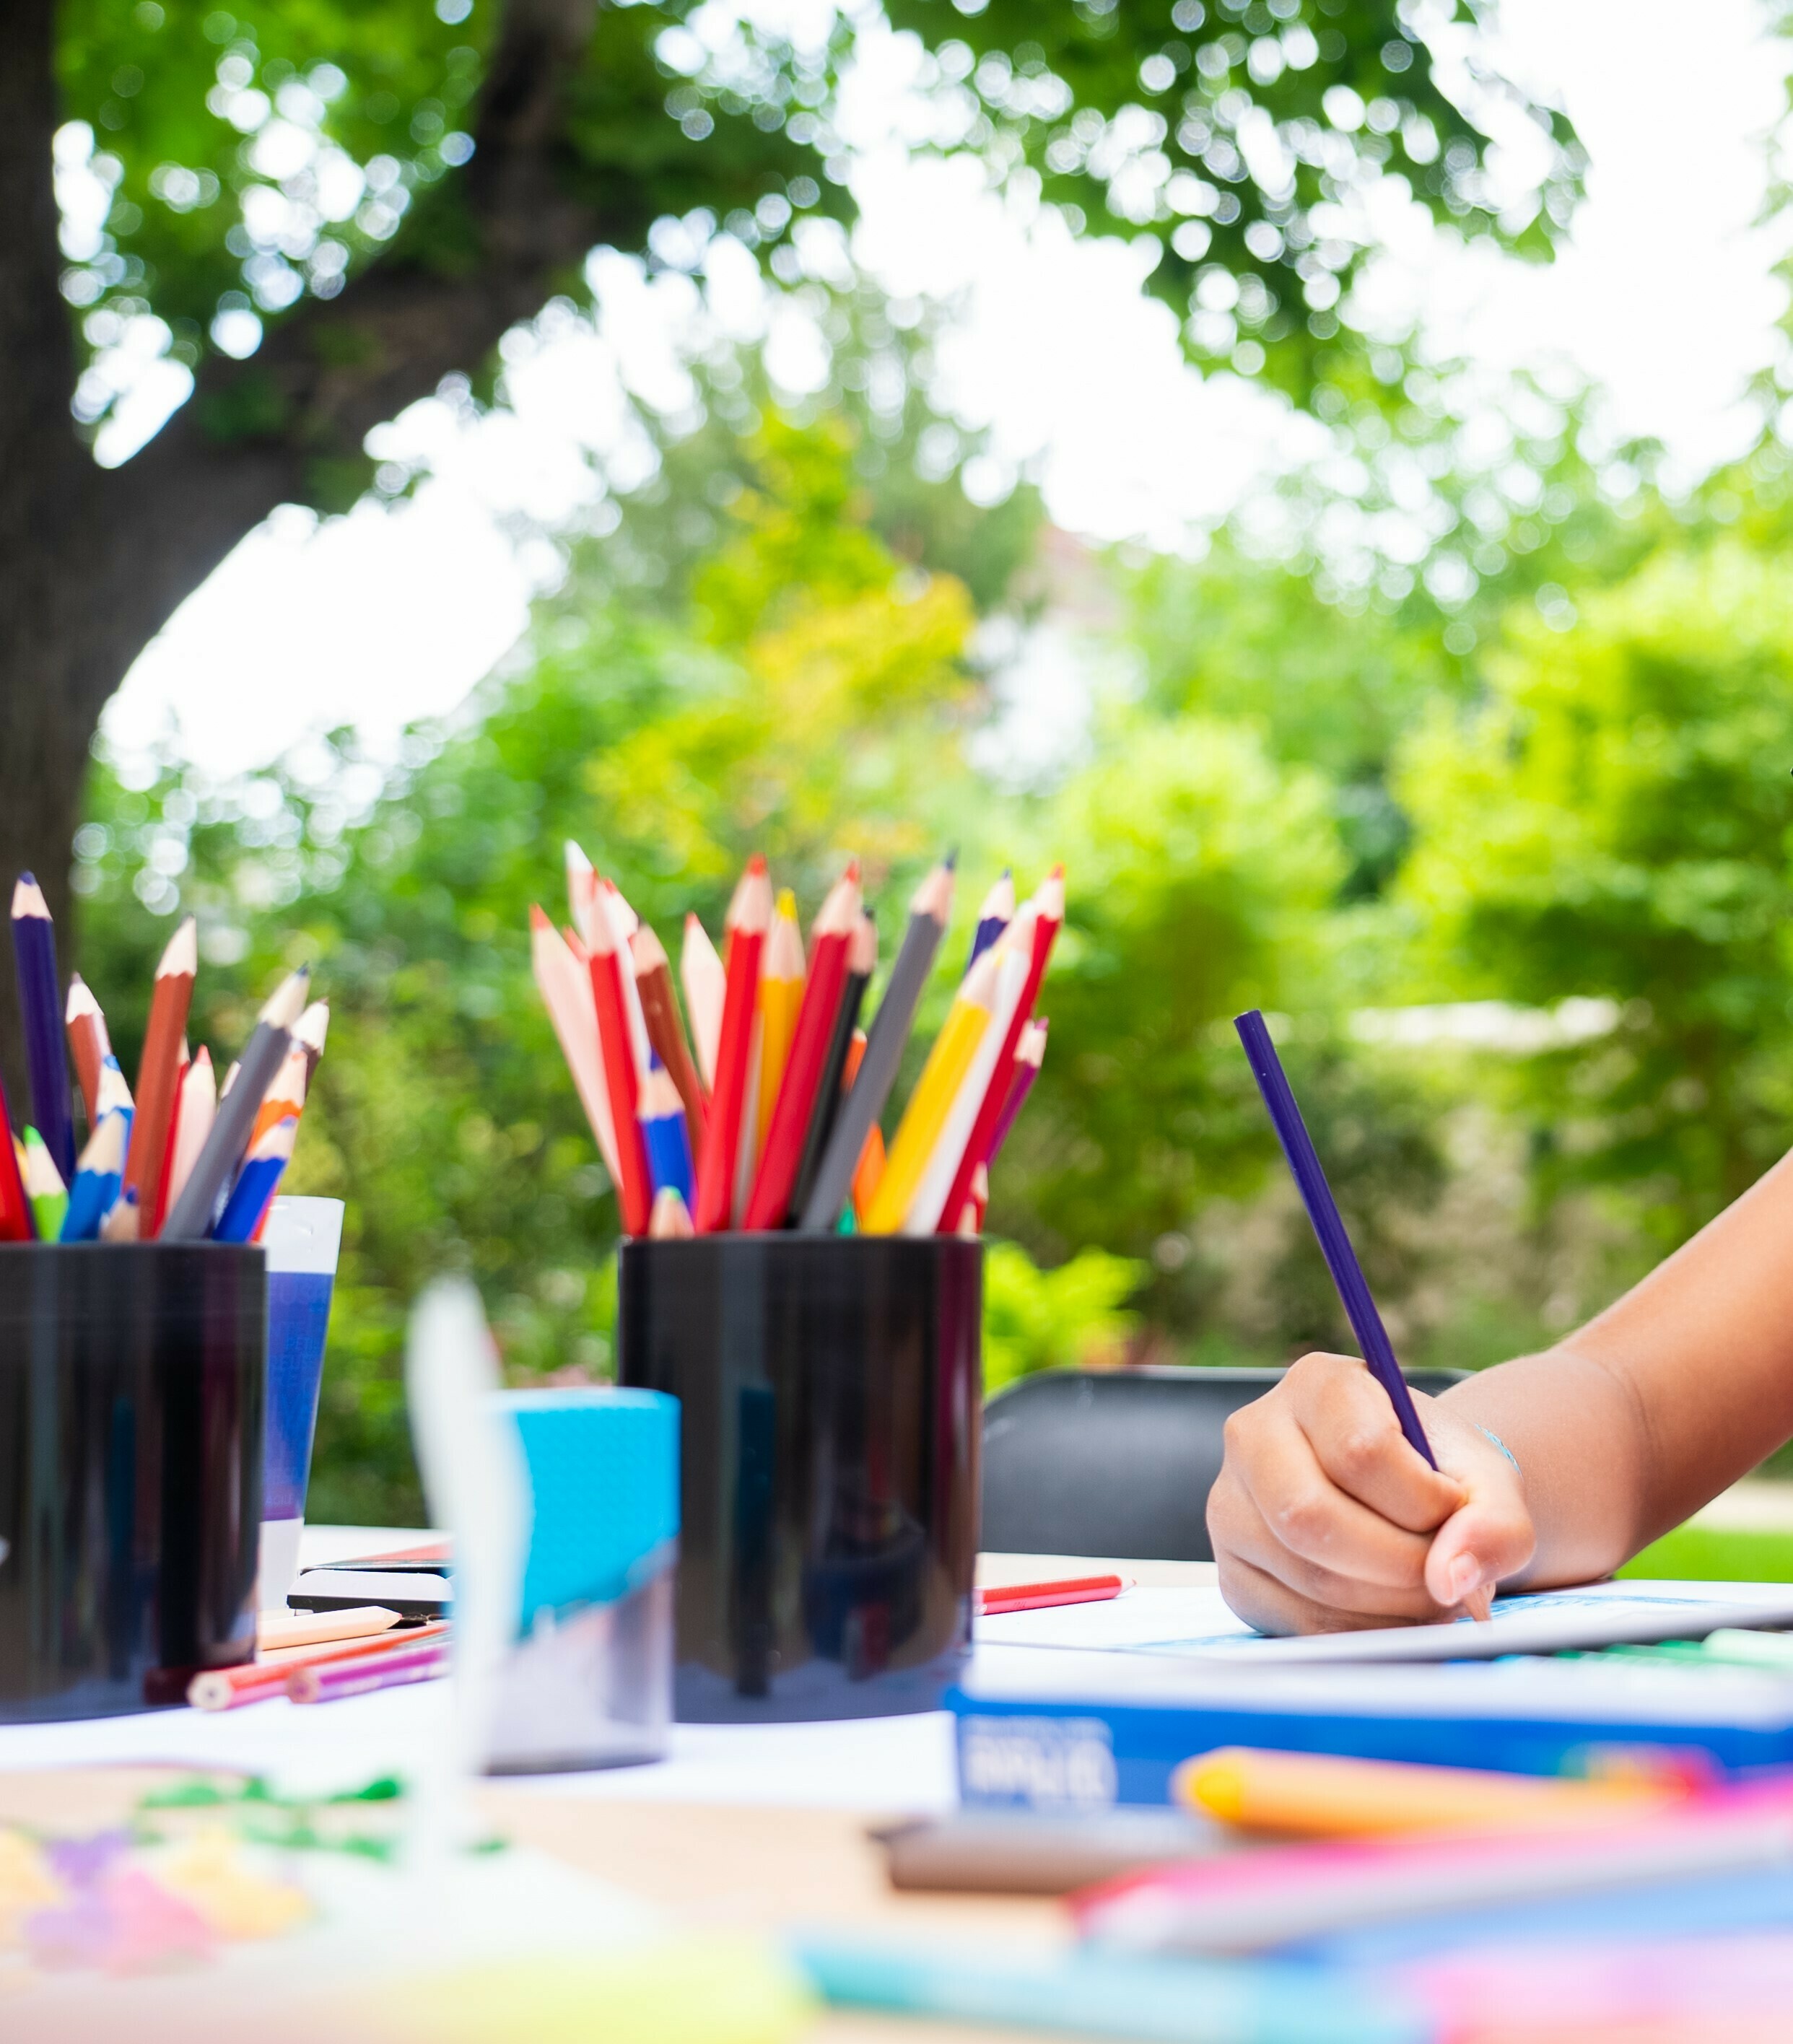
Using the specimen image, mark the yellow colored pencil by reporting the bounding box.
[755,888,806,1152]
[864,945,1000,1234]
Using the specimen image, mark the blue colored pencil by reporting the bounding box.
[10,875,74,1182]
[212,1114,297,1243]
[965,868,1013,976]
[60,1109,127,1241]
[638,1055,694,1207]
[1234,1009,1436,1469]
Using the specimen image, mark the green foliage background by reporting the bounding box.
[56,4,1793,1527]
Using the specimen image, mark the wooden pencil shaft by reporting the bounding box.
[637,960,708,1150]
[160,1018,293,1239]
[799,907,943,1231]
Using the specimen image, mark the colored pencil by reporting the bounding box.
[188,1620,450,1711]
[907,905,1037,1235]
[853,1119,886,1229]
[606,878,656,1083]
[564,838,599,936]
[60,1109,126,1241]
[161,967,309,1240]
[22,1127,66,1242]
[934,866,1065,1238]
[248,1039,307,1151]
[681,912,726,1090]
[123,914,195,1222]
[247,1039,311,1245]
[1234,1007,1436,1470]
[989,1016,1047,1164]
[789,912,876,1226]
[865,944,1000,1234]
[10,875,74,1183]
[99,1186,139,1241]
[639,1055,694,1207]
[530,907,621,1187]
[977,1572,1130,1617]
[649,1184,694,1238]
[1176,1747,1678,1840]
[64,972,113,1130]
[799,853,955,1233]
[744,862,861,1231]
[693,855,771,1234]
[258,1604,402,1654]
[755,888,805,1156]
[213,1114,297,1243]
[288,1638,451,1704]
[585,886,653,1236]
[1074,1779,1793,1957]
[966,868,1013,974]
[0,1077,29,1242]
[160,1044,215,1228]
[294,999,329,1088]
[630,920,707,1152]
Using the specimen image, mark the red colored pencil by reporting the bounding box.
[935,866,1065,1235]
[976,1573,1130,1617]
[693,855,772,1234]
[0,1074,30,1242]
[585,886,653,1237]
[188,1620,452,1711]
[743,862,861,1230]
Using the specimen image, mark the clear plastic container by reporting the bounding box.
[484,1387,679,1773]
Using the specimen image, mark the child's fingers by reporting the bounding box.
[1423,1444,1537,1610]
[1221,1394,1449,1594]
[1281,1353,1467,1533]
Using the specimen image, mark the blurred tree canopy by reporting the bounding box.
[5,0,1581,1095]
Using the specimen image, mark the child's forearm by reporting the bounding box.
[1438,1145,1793,1585]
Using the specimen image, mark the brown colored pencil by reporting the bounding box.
[64,973,113,1130]
[629,922,708,1153]
[125,915,196,1226]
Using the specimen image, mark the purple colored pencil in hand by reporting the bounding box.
[1234,1008,1438,1469]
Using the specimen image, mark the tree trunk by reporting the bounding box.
[0,0,703,1115]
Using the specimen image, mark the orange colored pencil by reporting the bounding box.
[693,855,772,1234]
[585,885,653,1236]
[744,862,860,1229]
[249,1040,308,1150]
[125,914,196,1228]
[188,1620,452,1711]
[935,866,1064,1235]
[64,973,113,1129]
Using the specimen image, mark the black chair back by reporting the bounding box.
[980,1366,1467,1562]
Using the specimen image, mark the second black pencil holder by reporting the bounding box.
[0,1242,266,1721]
[618,1234,982,1722]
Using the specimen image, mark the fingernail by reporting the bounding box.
[1446,1554,1482,1604]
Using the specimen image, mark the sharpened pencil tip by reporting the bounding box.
[943,847,958,870]
[11,875,48,918]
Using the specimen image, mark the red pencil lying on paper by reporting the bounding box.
[976,1573,1131,1617]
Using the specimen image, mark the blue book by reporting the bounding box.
[948,1641,1793,1809]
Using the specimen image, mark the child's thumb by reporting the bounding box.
[1424,1482,1535,1611]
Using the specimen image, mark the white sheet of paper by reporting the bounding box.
[972,1578,1793,1664]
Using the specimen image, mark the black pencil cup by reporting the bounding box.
[0,1243,266,1721]
[618,1235,982,1722]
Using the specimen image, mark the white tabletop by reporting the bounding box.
[0,1528,1204,1812]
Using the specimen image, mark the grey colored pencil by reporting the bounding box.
[798,855,955,1231]
[160,966,310,1241]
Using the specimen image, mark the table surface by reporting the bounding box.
[0,1529,1218,2044]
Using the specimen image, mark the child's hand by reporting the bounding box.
[1206,1353,1536,1634]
